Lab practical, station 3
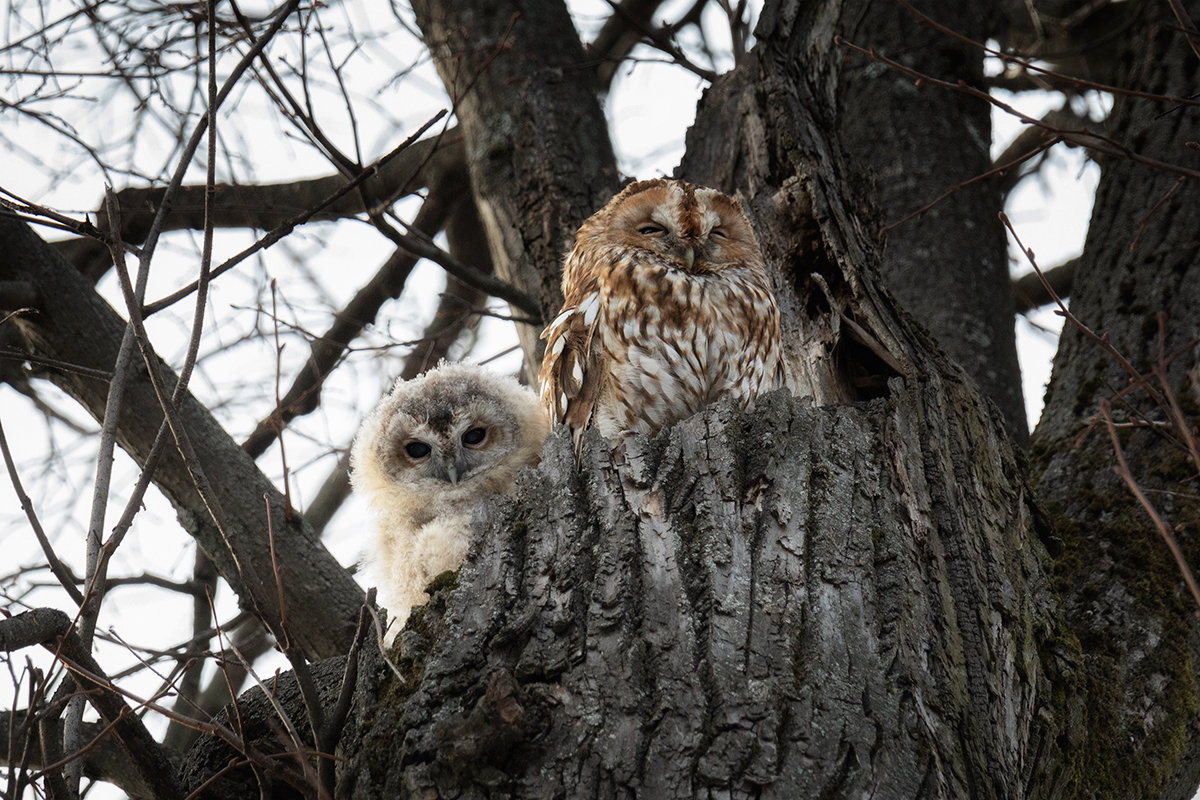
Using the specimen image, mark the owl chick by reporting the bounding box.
[350,361,549,639]
[539,178,786,444]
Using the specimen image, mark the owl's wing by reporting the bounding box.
[539,289,605,444]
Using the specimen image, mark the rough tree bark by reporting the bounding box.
[1031,2,1200,797]
[4,0,1199,796]
[839,0,1028,444]
[331,0,1076,797]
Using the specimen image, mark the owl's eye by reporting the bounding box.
[462,426,488,447]
[403,441,432,459]
[711,228,728,239]
[637,224,666,236]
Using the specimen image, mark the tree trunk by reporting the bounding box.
[338,383,1062,798]
[1031,2,1200,797]
[328,1,1075,797]
[839,0,1028,444]
[7,0,1200,796]
[408,0,622,380]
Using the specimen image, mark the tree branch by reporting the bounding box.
[1012,258,1077,314]
[588,0,672,90]
[301,190,494,533]
[240,161,469,459]
[0,608,183,800]
[0,212,364,660]
[0,712,157,799]
[993,106,1101,196]
[53,129,461,284]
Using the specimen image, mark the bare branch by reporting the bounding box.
[589,0,670,90]
[0,211,364,660]
[993,106,1102,196]
[1100,399,1200,613]
[299,196,493,532]
[0,711,154,800]
[0,609,184,800]
[0,417,85,606]
[596,0,717,84]
[240,162,466,459]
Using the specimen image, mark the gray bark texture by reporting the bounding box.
[838,0,1028,444]
[5,0,1200,795]
[337,388,1058,798]
[1031,1,1200,797]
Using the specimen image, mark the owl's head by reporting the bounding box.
[350,362,549,518]
[576,178,764,275]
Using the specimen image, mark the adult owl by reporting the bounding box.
[350,361,549,639]
[539,178,786,445]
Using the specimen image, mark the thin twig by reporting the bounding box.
[600,0,718,82]
[317,589,374,797]
[264,486,329,798]
[881,135,1060,238]
[0,348,113,381]
[1163,0,1200,62]
[141,110,448,317]
[836,36,1200,183]
[376,215,541,318]
[1001,212,1165,406]
[137,0,304,278]
[268,280,294,514]
[1130,177,1184,252]
[80,188,140,643]
[894,0,1200,109]
[1155,313,1200,476]
[222,637,321,795]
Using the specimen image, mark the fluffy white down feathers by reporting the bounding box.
[350,361,548,640]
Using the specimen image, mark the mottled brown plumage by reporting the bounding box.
[539,178,786,445]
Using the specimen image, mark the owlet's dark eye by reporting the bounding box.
[711,228,728,239]
[403,441,432,459]
[637,224,665,235]
[462,427,487,446]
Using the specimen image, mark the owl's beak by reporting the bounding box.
[683,246,695,271]
[446,463,459,484]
